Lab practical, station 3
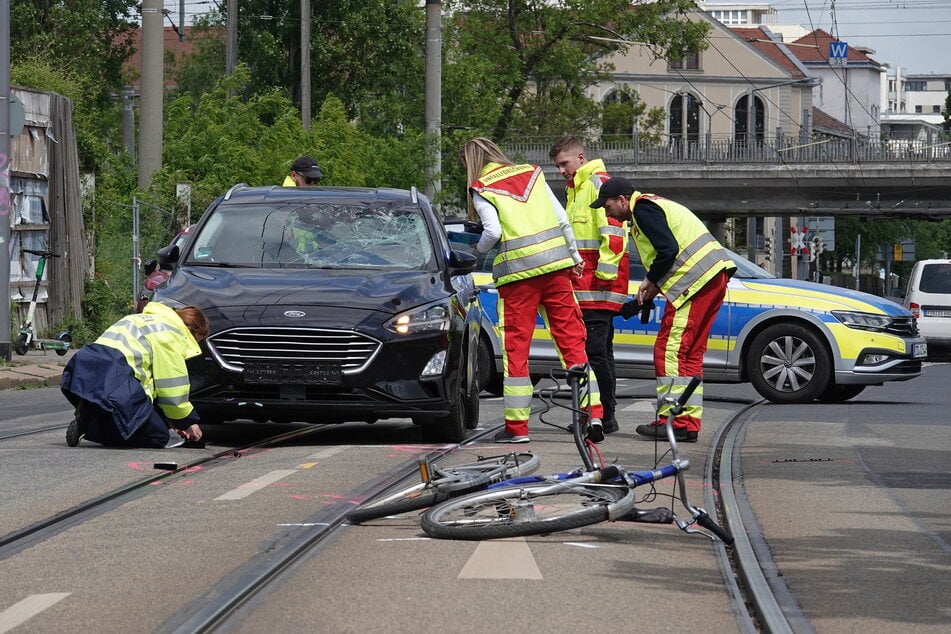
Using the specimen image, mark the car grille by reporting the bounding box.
[887,316,918,337]
[207,327,382,374]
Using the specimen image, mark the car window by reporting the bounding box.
[187,203,435,270]
[919,263,951,293]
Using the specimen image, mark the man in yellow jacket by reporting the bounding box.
[283,155,323,186]
[592,177,735,443]
[61,303,209,448]
[550,136,629,437]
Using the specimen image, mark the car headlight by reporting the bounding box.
[831,310,893,332]
[385,302,450,335]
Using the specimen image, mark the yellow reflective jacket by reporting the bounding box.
[471,162,575,286]
[565,159,629,310]
[94,302,203,420]
[629,192,735,309]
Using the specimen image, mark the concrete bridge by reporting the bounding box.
[509,139,951,220]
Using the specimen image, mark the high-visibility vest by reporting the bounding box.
[282,175,296,186]
[565,159,629,310]
[471,162,575,287]
[94,302,202,420]
[629,192,735,309]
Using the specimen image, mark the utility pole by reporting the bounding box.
[226,0,237,75]
[424,0,442,205]
[301,0,311,130]
[1,0,11,361]
[122,87,136,159]
[138,0,163,189]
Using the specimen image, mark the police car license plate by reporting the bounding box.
[244,361,342,384]
[913,343,928,358]
[924,308,951,317]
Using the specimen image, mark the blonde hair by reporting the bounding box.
[176,306,209,342]
[459,137,514,219]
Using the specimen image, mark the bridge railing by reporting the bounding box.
[505,136,951,165]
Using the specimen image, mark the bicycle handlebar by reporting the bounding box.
[670,375,703,415]
[22,248,60,258]
[694,509,734,545]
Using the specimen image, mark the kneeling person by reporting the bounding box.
[62,303,208,448]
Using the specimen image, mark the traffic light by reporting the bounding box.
[763,235,772,261]
[893,243,902,261]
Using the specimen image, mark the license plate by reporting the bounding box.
[913,343,928,358]
[244,361,342,384]
[924,309,951,318]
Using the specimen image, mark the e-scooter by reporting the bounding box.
[15,248,72,356]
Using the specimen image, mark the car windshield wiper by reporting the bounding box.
[185,261,249,268]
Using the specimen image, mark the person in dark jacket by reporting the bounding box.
[62,303,209,448]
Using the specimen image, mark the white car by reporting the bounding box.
[902,259,951,357]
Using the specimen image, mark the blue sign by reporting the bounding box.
[829,41,848,59]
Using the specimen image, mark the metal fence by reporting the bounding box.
[506,136,951,165]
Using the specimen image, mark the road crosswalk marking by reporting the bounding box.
[0,593,70,633]
[458,538,543,579]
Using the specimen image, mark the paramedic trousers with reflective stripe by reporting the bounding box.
[498,269,602,436]
[653,270,730,432]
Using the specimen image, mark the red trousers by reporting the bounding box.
[654,270,730,432]
[498,269,602,436]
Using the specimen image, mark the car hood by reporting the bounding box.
[736,277,912,316]
[155,266,449,328]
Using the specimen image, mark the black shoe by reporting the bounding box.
[586,418,605,444]
[602,417,620,434]
[635,424,698,443]
[66,405,91,447]
[66,417,81,447]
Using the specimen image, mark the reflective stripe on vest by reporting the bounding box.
[472,163,575,286]
[630,193,733,309]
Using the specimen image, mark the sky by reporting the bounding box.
[766,0,951,74]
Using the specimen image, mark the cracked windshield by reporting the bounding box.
[186,203,433,270]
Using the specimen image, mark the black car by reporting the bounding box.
[150,184,481,443]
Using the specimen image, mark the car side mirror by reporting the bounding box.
[449,249,478,274]
[156,244,180,268]
[144,259,158,275]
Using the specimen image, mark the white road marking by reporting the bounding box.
[620,400,655,413]
[215,469,298,500]
[564,542,599,548]
[277,523,330,527]
[0,593,70,633]
[376,537,432,542]
[304,446,347,461]
[458,538,543,579]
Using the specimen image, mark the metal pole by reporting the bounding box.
[854,233,861,291]
[0,0,11,360]
[300,0,311,130]
[424,0,442,205]
[132,197,140,307]
[226,0,237,75]
[122,86,136,158]
[138,0,163,189]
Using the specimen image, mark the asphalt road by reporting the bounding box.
[0,365,948,632]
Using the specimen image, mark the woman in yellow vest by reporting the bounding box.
[461,137,603,443]
[592,177,735,442]
[61,303,209,448]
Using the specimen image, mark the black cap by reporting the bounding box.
[291,155,324,180]
[589,177,635,208]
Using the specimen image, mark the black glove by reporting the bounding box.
[620,298,655,323]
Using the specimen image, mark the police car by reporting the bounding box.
[450,227,927,403]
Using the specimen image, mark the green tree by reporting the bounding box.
[10,0,138,168]
[442,0,709,142]
[601,86,666,145]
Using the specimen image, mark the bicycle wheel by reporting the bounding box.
[420,481,634,540]
[347,452,540,524]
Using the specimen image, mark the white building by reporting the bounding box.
[880,66,948,145]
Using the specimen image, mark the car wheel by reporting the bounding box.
[478,335,502,396]
[817,384,866,402]
[747,323,831,403]
[422,384,467,444]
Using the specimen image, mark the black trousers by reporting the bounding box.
[582,309,617,423]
